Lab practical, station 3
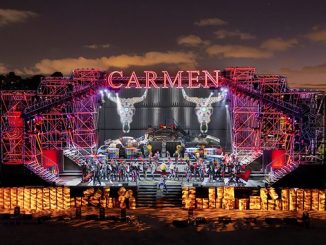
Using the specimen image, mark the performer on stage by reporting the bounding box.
[93,161,102,186]
[150,157,156,180]
[143,160,149,180]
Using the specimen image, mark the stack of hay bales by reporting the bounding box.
[311,189,319,211]
[0,189,3,210]
[82,188,94,206]
[57,187,64,209]
[303,189,312,211]
[249,196,261,210]
[289,188,297,211]
[222,187,235,209]
[75,197,82,208]
[267,199,275,210]
[196,198,203,209]
[23,188,31,210]
[318,190,325,211]
[36,188,43,211]
[43,188,50,210]
[117,187,135,209]
[216,187,224,208]
[17,187,24,209]
[10,188,17,210]
[260,188,268,210]
[208,187,216,208]
[30,188,37,210]
[281,189,289,211]
[188,188,196,209]
[117,187,127,208]
[89,189,102,207]
[129,190,136,209]
[63,187,70,209]
[203,198,209,209]
[296,189,304,211]
[182,188,189,208]
[267,188,278,210]
[50,187,57,209]
[4,188,11,210]
[107,197,114,208]
[275,199,282,211]
[238,198,249,210]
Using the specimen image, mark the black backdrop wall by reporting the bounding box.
[97,88,232,151]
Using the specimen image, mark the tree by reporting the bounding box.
[51,72,63,77]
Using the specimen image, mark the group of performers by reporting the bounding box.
[80,152,249,186]
[184,153,246,185]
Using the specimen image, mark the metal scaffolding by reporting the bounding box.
[1,67,324,185]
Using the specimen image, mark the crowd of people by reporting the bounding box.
[80,152,248,186]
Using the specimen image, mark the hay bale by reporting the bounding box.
[249,196,261,210]
[304,189,312,211]
[281,189,289,211]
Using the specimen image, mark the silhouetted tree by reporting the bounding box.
[51,72,63,77]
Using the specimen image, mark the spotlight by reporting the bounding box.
[225,104,228,108]
[105,90,111,99]
[210,92,214,96]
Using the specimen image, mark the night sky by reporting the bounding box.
[0,0,326,90]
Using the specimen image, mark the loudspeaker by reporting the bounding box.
[14,206,20,216]
[99,207,105,220]
[75,207,82,219]
[120,208,126,221]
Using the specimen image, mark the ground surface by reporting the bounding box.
[1,208,325,245]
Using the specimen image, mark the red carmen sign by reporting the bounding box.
[106,70,220,89]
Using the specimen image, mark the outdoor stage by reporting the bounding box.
[62,176,265,188]
[0,67,324,190]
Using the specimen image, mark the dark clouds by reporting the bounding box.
[0,0,325,90]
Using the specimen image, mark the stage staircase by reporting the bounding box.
[137,182,182,207]
[63,148,87,167]
[265,154,322,185]
[137,183,157,207]
[156,183,182,208]
[236,150,263,166]
[25,161,62,185]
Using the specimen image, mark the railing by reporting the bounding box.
[264,153,299,184]
[231,81,302,118]
[63,147,88,166]
[22,85,94,119]
[24,155,61,184]
[236,150,263,165]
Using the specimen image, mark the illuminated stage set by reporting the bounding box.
[0,67,325,192]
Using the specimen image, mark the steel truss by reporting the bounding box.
[0,91,35,164]
[1,67,324,185]
[28,70,101,164]
[225,67,324,183]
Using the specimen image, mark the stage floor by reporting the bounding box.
[59,176,265,187]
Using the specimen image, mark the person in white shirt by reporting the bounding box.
[168,162,175,179]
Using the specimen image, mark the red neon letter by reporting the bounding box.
[126,71,141,88]
[187,70,201,88]
[107,71,123,89]
[203,70,219,88]
[162,71,183,88]
[144,71,159,88]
